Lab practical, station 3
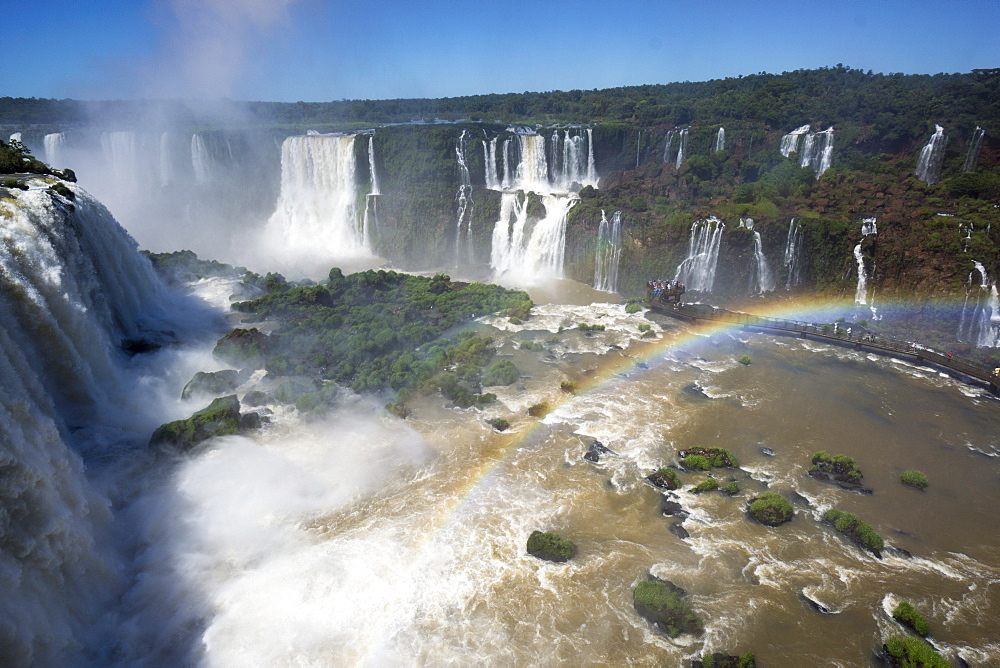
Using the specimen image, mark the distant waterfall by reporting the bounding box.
[454,130,474,266]
[957,262,999,347]
[491,193,576,282]
[862,216,877,236]
[674,216,725,292]
[483,135,500,189]
[780,125,811,157]
[675,128,689,168]
[663,130,676,163]
[158,132,174,186]
[9,131,21,143]
[853,244,868,304]
[267,133,369,263]
[191,134,212,185]
[963,126,986,172]
[44,132,66,169]
[593,210,623,292]
[714,127,726,152]
[367,135,381,196]
[787,127,834,176]
[362,135,381,249]
[783,218,803,289]
[915,125,947,184]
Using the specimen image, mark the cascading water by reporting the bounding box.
[862,216,877,236]
[957,262,999,347]
[362,134,381,248]
[853,244,868,304]
[44,132,66,169]
[454,130,474,266]
[592,210,623,293]
[714,127,725,152]
[780,125,811,157]
[9,131,22,143]
[674,216,725,292]
[265,133,370,269]
[674,128,689,169]
[663,130,676,163]
[963,126,986,173]
[191,133,213,185]
[783,218,803,290]
[483,134,500,190]
[915,125,947,184]
[740,218,775,293]
[785,127,834,176]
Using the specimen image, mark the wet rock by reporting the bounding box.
[669,522,690,540]
[633,576,702,637]
[242,390,271,407]
[149,395,241,452]
[121,338,162,355]
[681,382,709,399]
[759,447,776,457]
[526,530,575,562]
[660,497,690,519]
[239,411,262,430]
[789,491,813,508]
[647,468,681,490]
[888,547,913,559]
[182,369,242,400]
[584,440,614,463]
[799,591,837,615]
[808,470,873,494]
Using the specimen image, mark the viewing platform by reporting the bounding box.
[646,298,1000,394]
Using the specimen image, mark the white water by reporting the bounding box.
[593,210,623,292]
[454,130,474,266]
[779,125,811,157]
[674,216,725,292]
[862,216,877,236]
[958,262,999,347]
[43,132,67,169]
[714,127,725,152]
[750,229,775,293]
[491,193,576,283]
[9,131,22,143]
[783,218,803,290]
[853,243,868,304]
[793,127,834,176]
[963,126,985,173]
[264,133,373,273]
[362,134,381,249]
[483,134,500,190]
[191,133,212,185]
[915,125,947,184]
[663,130,676,163]
[675,128,689,168]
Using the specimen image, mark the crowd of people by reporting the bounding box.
[647,280,684,297]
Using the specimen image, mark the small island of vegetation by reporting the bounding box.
[526,530,575,562]
[883,635,948,668]
[746,492,794,526]
[892,600,929,637]
[823,509,884,556]
[679,446,740,470]
[632,577,703,638]
[900,469,929,489]
[809,451,869,492]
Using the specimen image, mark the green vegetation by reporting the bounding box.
[747,492,794,526]
[823,509,885,554]
[625,302,642,314]
[647,467,681,490]
[692,478,720,493]
[487,418,510,432]
[144,249,244,282]
[892,601,929,637]
[149,395,242,451]
[181,370,242,400]
[900,469,929,489]
[47,182,75,201]
[560,380,578,394]
[699,653,756,668]
[577,323,606,332]
[723,481,740,495]
[223,269,529,407]
[632,580,703,637]
[883,635,948,667]
[526,530,575,562]
[637,323,652,332]
[481,359,519,386]
[810,450,863,484]
[679,446,739,468]
[738,355,751,365]
[527,402,549,418]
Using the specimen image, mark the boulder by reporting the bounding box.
[746,492,794,527]
[526,530,576,562]
[213,327,271,368]
[669,522,690,540]
[584,440,614,463]
[632,576,703,637]
[149,395,241,451]
[181,369,242,400]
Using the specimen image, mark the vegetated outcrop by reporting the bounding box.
[746,492,794,526]
[823,509,885,557]
[149,395,244,451]
[691,652,756,668]
[892,601,930,637]
[679,446,740,470]
[181,369,244,400]
[900,469,929,489]
[647,467,681,490]
[882,635,948,668]
[526,531,575,562]
[632,575,703,637]
[809,451,871,493]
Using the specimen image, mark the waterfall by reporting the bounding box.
[593,210,623,292]
[853,244,868,304]
[815,128,834,176]
[958,262,999,346]
[191,133,212,185]
[490,192,576,283]
[714,127,725,152]
[963,126,986,172]
[915,125,947,184]
[362,135,381,248]
[674,128,689,169]
[783,218,803,290]
[862,216,877,236]
[780,125,811,157]
[738,218,775,293]
[9,131,22,143]
[792,128,834,176]
[44,132,67,169]
[663,130,676,163]
[674,216,725,292]
[454,130,474,266]
[266,133,369,264]
[586,128,597,184]
[367,135,380,196]
[0,184,178,663]
[483,136,500,190]
[501,137,515,190]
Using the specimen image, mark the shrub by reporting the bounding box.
[811,450,863,483]
[648,467,681,490]
[692,478,720,493]
[892,601,929,637]
[47,182,75,200]
[487,418,510,431]
[625,302,642,314]
[527,402,549,418]
[482,359,519,386]
[747,492,794,526]
[638,323,651,332]
[682,454,711,470]
[577,323,606,332]
[900,469,928,488]
[738,355,752,365]
[723,481,740,495]
[823,509,884,553]
[526,530,575,562]
[883,635,948,667]
[680,446,739,468]
[632,580,703,637]
[560,380,577,394]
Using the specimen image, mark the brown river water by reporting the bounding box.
[173,280,1000,666]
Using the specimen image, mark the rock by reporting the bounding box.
[746,492,794,527]
[181,369,242,400]
[759,447,776,457]
[213,327,271,368]
[669,522,690,540]
[584,440,614,463]
[888,547,913,559]
[274,380,310,404]
[526,530,575,562]
[149,395,241,451]
[800,590,837,615]
[242,389,271,407]
[789,491,813,507]
[633,577,703,637]
[691,653,757,668]
[121,338,162,355]
[239,412,262,430]
[660,497,690,519]
[647,468,681,490]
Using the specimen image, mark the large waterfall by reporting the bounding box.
[593,210,623,293]
[265,133,371,270]
[740,218,775,293]
[783,218,803,290]
[714,127,725,152]
[853,244,868,304]
[957,261,999,347]
[780,125,833,176]
[915,125,947,184]
[663,130,676,163]
[362,134,380,248]
[43,132,67,169]
[191,133,213,185]
[454,130,474,266]
[674,216,725,292]
[0,182,183,664]
[486,127,596,284]
[780,125,811,156]
[963,126,986,173]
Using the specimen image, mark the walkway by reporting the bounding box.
[647,300,1000,394]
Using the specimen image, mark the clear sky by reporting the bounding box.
[6,0,998,102]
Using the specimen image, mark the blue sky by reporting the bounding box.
[6,0,998,102]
